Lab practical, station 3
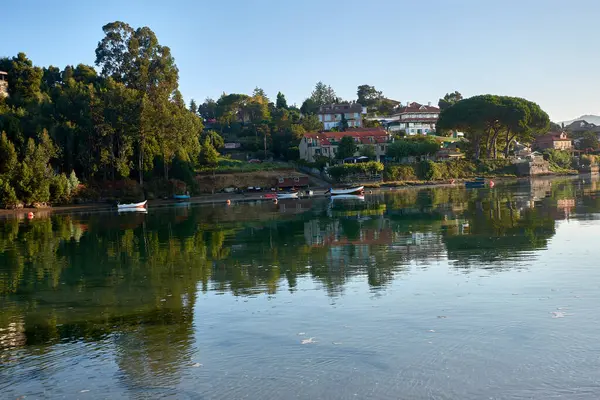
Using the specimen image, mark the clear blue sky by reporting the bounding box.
[2,0,599,121]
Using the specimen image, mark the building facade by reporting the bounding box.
[533,131,572,151]
[387,102,440,135]
[299,128,391,162]
[317,103,367,131]
[0,71,8,98]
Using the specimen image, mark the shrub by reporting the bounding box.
[328,161,384,182]
[384,165,417,181]
[543,149,572,170]
[0,179,19,208]
[50,173,70,204]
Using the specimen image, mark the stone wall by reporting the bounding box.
[516,160,551,176]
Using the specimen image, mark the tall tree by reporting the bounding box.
[189,99,198,114]
[357,84,383,108]
[336,136,358,160]
[308,81,337,107]
[438,91,463,111]
[276,92,288,109]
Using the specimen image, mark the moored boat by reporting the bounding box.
[117,200,147,210]
[327,186,365,196]
[465,178,486,189]
[173,194,191,200]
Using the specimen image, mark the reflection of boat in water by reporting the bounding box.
[118,208,148,214]
[465,178,486,189]
[328,186,365,196]
[277,192,299,200]
[117,200,147,210]
[330,194,365,201]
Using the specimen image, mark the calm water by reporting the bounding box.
[2,177,600,399]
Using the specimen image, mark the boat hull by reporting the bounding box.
[117,200,147,210]
[329,186,365,196]
[173,195,190,200]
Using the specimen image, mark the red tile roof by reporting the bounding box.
[304,128,390,145]
[397,102,440,114]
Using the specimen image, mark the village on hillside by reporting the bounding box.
[1,21,600,208]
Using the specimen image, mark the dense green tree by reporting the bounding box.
[276,92,288,109]
[438,91,463,111]
[360,144,376,159]
[301,114,324,132]
[357,84,383,108]
[437,95,549,159]
[336,136,358,160]
[576,131,599,150]
[189,99,198,114]
[198,97,217,120]
[199,137,219,167]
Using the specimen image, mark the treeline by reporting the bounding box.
[0,22,212,207]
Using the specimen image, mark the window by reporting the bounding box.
[325,114,331,121]
[315,149,321,155]
[380,145,385,151]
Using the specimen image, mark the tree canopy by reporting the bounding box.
[436,95,550,159]
[336,136,358,160]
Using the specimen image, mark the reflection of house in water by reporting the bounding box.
[304,219,446,265]
[0,318,26,350]
[556,198,575,219]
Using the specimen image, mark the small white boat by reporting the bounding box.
[328,186,364,196]
[118,208,148,214]
[117,200,147,210]
[330,194,365,201]
[277,192,299,200]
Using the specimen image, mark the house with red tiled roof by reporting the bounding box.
[318,103,367,130]
[533,131,572,151]
[299,127,391,162]
[387,101,440,135]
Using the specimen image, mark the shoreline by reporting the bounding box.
[0,174,584,219]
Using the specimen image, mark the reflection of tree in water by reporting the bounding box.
[3,178,600,385]
[442,186,556,267]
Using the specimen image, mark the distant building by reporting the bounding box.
[564,120,600,135]
[317,103,367,131]
[0,71,8,98]
[299,127,391,162]
[387,102,440,135]
[533,131,572,151]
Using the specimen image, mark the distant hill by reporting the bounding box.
[560,115,600,126]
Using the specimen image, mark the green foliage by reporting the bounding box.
[360,144,376,159]
[0,179,19,208]
[276,92,288,109]
[384,159,514,182]
[50,173,71,204]
[301,114,323,132]
[543,149,572,170]
[336,136,358,160]
[576,131,599,150]
[199,138,219,167]
[437,91,463,111]
[328,161,383,181]
[437,94,550,159]
[386,137,440,160]
[384,165,418,181]
[357,84,383,108]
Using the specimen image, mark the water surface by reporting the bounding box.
[2,177,600,399]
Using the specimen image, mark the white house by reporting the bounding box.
[317,103,367,131]
[387,102,440,135]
